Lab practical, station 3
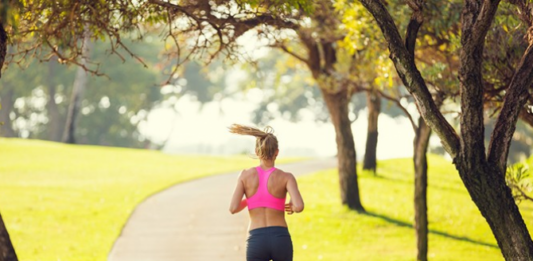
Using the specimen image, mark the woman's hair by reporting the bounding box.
[228,124,278,160]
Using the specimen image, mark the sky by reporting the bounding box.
[139,92,436,160]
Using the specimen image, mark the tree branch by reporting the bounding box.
[458,0,501,164]
[358,0,460,158]
[463,0,501,47]
[508,183,533,203]
[405,0,424,57]
[275,43,310,66]
[297,30,322,79]
[148,0,299,32]
[378,89,418,132]
[147,0,300,79]
[488,44,533,173]
[147,0,194,16]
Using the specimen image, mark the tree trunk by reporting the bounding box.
[46,59,63,141]
[0,211,17,261]
[457,2,533,258]
[363,90,381,173]
[62,32,92,144]
[0,85,16,137]
[0,22,18,261]
[0,23,15,138]
[456,159,533,260]
[321,88,365,212]
[413,117,431,261]
[0,22,7,78]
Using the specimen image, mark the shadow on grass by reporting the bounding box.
[361,173,467,195]
[362,211,499,249]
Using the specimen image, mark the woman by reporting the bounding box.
[228,124,304,261]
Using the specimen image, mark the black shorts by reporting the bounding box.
[246,226,293,261]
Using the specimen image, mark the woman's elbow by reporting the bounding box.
[229,206,238,214]
[293,203,304,213]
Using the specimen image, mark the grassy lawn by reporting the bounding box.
[2,138,532,261]
[288,155,533,261]
[0,138,301,261]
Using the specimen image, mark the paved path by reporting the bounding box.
[108,158,336,261]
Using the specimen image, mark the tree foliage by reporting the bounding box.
[1,37,163,147]
[4,1,145,73]
[506,164,533,203]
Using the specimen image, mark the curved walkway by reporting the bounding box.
[108,158,337,261]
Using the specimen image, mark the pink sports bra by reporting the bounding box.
[247,166,286,211]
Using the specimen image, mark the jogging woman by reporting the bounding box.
[228,124,304,261]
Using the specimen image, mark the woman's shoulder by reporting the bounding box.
[240,167,258,177]
[273,168,295,179]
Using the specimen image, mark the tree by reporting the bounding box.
[0,212,17,261]
[145,0,367,211]
[339,0,404,173]
[0,84,15,137]
[45,57,63,141]
[2,0,373,211]
[0,102,18,261]
[0,2,15,137]
[76,39,162,148]
[62,28,92,144]
[0,3,19,259]
[402,2,460,259]
[358,0,533,258]
[412,117,431,260]
[362,89,380,172]
[1,32,165,147]
[380,88,444,261]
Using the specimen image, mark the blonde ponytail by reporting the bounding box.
[228,124,279,160]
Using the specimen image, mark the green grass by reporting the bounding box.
[3,138,532,261]
[0,138,302,261]
[288,155,533,261]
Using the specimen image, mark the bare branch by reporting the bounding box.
[378,89,418,132]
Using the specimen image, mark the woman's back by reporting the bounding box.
[227,123,304,261]
[241,167,290,230]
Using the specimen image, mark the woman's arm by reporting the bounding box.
[229,171,247,214]
[285,173,304,214]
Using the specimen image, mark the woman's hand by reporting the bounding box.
[285,202,294,215]
[286,174,304,213]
